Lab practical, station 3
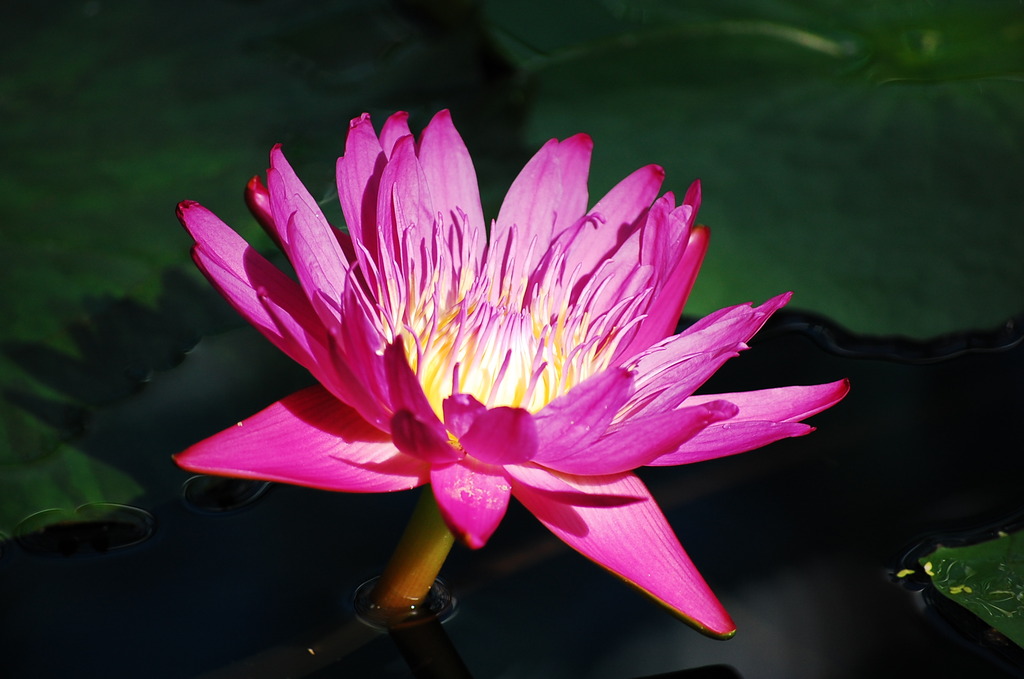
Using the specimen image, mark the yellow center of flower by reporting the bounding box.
[376,231,648,419]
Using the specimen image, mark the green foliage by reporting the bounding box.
[2,0,1022,533]
[920,531,1024,649]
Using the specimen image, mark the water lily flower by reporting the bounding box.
[175,109,848,638]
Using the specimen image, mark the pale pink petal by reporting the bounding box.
[509,468,735,637]
[489,134,593,285]
[175,385,428,492]
[416,109,486,269]
[652,379,851,464]
[336,113,386,249]
[540,400,738,476]
[559,164,665,278]
[532,367,635,462]
[431,458,512,549]
[460,406,538,465]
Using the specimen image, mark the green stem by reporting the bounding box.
[371,488,455,613]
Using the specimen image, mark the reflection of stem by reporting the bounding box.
[389,614,474,679]
[371,488,455,612]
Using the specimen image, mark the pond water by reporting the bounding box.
[2,308,1021,678]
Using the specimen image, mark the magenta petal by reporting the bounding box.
[380,111,412,158]
[336,113,386,248]
[391,410,462,463]
[490,134,594,283]
[383,343,447,436]
[431,458,512,549]
[460,406,538,465]
[416,110,485,254]
[509,467,736,637]
[540,400,738,476]
[442,393,487,438]
[653,379,851,464]
[624,293,792,417]
[178,202,324,371]
[533,367,635,461]
[175,385,428,492]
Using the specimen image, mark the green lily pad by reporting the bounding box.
[918,531,1024,648]
[486,0,1024,338]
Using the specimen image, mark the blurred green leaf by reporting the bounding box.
[486,0,1024,337]
[920,531,1024,649]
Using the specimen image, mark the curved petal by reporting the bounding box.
[489,134,593,286]
[336,112,386,249]
[622,293,792,418]
[175,385,428,492]
[416,109,486,270]
[559,164,665,279]
[533,367,635,462]
[178,201,325,373]
[376,134,435,261]
[652,379,851,464]
[617,222,710,361]
[460,406,538,465]
[540,400,738,476]
[431,458,512,549]
[509,467,735,637]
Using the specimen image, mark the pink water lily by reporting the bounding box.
[175,109,848,637]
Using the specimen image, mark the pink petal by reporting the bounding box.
[380,111,412,159]
[391,410,462,463]
[623,293,792,418]
[336,113,386,250]
[376,135,435,262]
[460,406,538,465]
[533,367,635,461]
[384,343,447,436]
[416,109,486,269]
[652,379,851,464]
[540,400,738,476]
[560,164,665,278]
[617,219,709,361]
[489,134,593,285]
[178,201,324,372]
[431,458,512,549]
[175,385,429,492]
[442,392,487,438]
[509,467,735,637]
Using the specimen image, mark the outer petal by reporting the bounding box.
[509,466,735,637]
[651,379,851,464]
[431,458,512,549]
[540,400,738,476]
[175,385,428,492]
[178,201,325,373]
